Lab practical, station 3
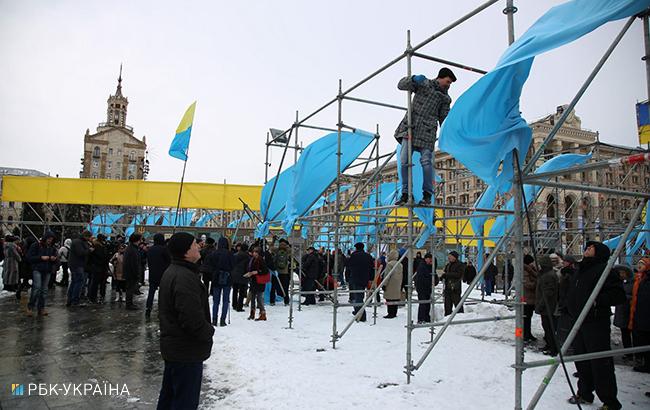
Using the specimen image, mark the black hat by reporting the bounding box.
[449,251,459,259]
[354,242,365,250]
[167,232,195,259]
[524,254,535,265]
[206,237,215,245]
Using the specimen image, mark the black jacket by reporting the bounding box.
[147,244,171,285]
[87,241,110,275]
[231,251,250,285]
[535,256,559,316]
[27,241,57,273]
[415,261,438,293]
[565,242,625,324]
[123,243,142,282]
[158,259,214,362]
[68,237,91,269]
[346,250,374,287]
[199,244,216,274]
[206,237,234,274]
[302,252,321,280]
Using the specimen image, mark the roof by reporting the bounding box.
[0,167,48,177]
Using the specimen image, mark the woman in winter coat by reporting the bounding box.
[2,235,21,292]
[231,243,250,312]
[535,256,559,355]
[523,254,538,342]
[244,247,269,321]
[383,249,403,319]
[629,257,650,372]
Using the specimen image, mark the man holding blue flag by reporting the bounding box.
[395,67,456,206]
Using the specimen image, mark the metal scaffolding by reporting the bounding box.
[259,1,650,409]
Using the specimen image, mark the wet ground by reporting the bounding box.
[0,285,216,409]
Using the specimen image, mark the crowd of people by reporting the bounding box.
[1,231,649,409]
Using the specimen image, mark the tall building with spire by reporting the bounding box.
[81,66,149,180]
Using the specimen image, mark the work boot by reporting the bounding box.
[395,193,412,206]
[568,395,593,405]
[418,191,432,206]
[220,319,227,327]
[248,308,255,320]
[255,310,267,321]
[25,307,33,317]
[38,309,49,316]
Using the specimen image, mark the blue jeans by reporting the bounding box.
[400,140,433,195]
[212,286,231,322]
[157,361,203,410]
[28,270,50,310]
[484,278,493,296]
[66,266,87,305]
[146,282,159,310]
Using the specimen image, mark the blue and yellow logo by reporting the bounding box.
[11,384,24,396]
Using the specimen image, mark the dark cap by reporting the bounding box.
[354,242,365,250]
[167,232,195,259]
[449,251,459,259]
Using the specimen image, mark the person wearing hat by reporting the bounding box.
[565,241,625,409]
[346,242,375,322]
[523,254,538,342]
[26,231,57,316]
[87,233,110,304]
[146,233,171,318]
[629,257,650,373]
[123,233,143,310]
[415,252,438,323]
[157,232,213,409]
[441,251,465,316]
[301,246,320,306]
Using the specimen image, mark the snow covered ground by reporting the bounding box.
[202,289,650,409]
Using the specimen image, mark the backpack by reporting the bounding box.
[275,250,289,271]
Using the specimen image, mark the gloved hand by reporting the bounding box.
[413,74,427,84]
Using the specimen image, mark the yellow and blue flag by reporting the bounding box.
[636,101,650,145]
[169,101,196,161]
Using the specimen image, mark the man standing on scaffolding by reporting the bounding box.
[395,67,456,206]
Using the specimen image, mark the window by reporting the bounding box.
[7,216,13,223]
[92,160,99,168]
[8,201,14,208]
[117,149,122,156]
[108,161,112,169]
[93,146,100,158]
[117,161,121,169]
[128,175,135,180]
[128,163,136,173]
[113,110,120,124]
[92,173,98,179]
[106,173,111,179]
[109,148,113,155]
[115,174,121,179]
[129,151,136,161]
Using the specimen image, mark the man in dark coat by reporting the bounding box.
[157,232,213,409]
[123,233,143,310]
[483,254,498,296]
[442,251,465,316]
[346,242,374,322]
[198,237,216,291]
[564,241,625,409]
[415,252,438,323]
[230,243,250,312]
[206,237,234,326]
[395,67,456,206]
[301,247,320,305]
[87,234,110,304]
[26,231,57,316]
[146,233,171,318]
[66,230,92,307]
[535,255,559,356]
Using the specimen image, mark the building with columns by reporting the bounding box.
[80,67,148,180]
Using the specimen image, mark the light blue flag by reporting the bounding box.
[439,0,650,193]
[169,102,196,161]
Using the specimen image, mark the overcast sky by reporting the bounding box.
[0,0,647,186]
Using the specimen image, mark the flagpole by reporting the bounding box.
[172,155,189,234]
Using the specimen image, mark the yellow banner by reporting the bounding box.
[1,176,262,211]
